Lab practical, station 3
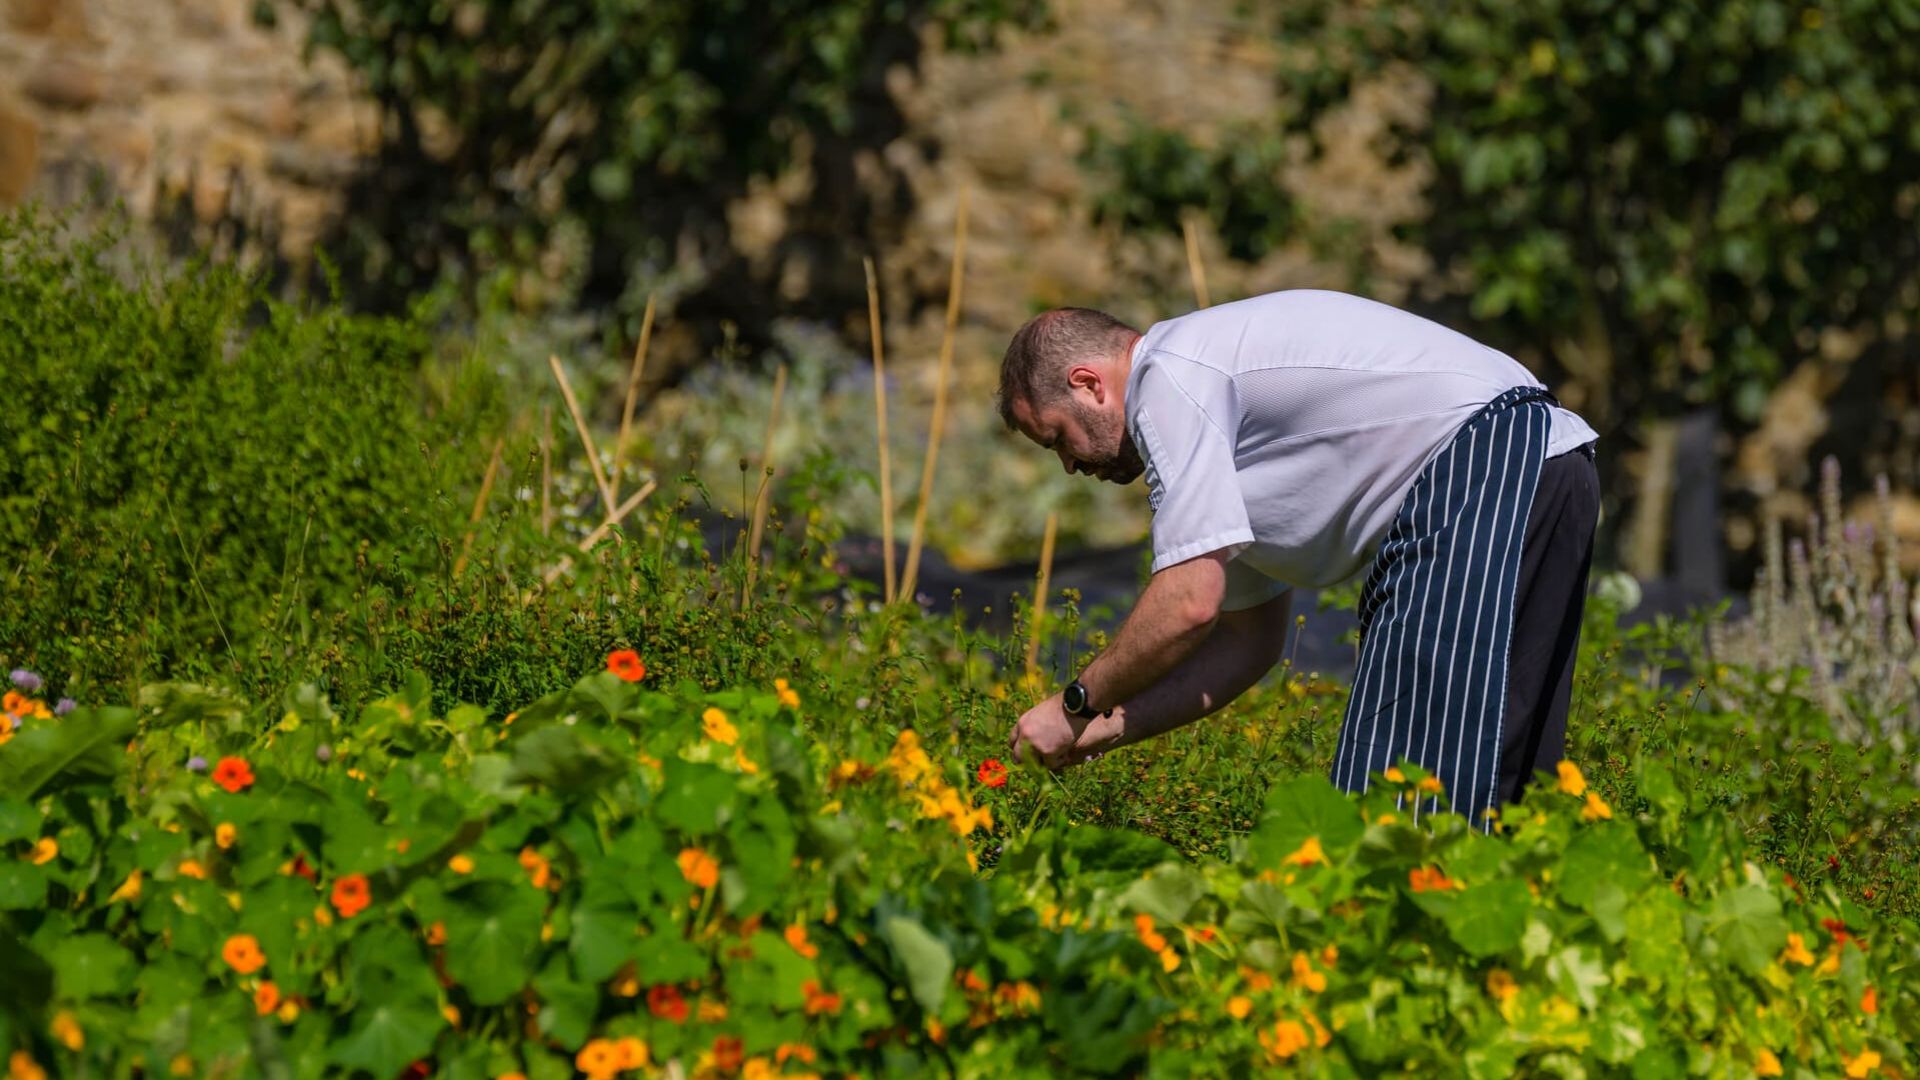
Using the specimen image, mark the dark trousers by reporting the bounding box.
[1494,443,1600,806]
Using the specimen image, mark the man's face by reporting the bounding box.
[1013,392,1145,486]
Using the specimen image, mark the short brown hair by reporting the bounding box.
[996,308,1139,429]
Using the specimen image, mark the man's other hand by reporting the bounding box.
[1008,695,1122,770]
[1008,694,1079,770]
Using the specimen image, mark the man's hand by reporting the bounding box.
[1007,695,1123,770]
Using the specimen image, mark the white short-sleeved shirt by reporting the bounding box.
[1126,290,1598,609]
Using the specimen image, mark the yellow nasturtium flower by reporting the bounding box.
[702,707,739,747]
[1556,761,1587,797]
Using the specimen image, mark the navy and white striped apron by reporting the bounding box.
[1329,385,1555,832]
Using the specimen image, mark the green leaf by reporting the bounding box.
[1546,943,1611,1010]
[1246,774,1365,869]
[1440,879,1530,958]
[444,882,545,1005]
[534,956,597,1051]
[1706,884,1786,977]
[1119,864,1206,925]
[1061,826,1178,873]
[0,863,48,910]
[656,760,736,836]
[0,799,41,844]
[1558,824,1652,909]
[0,707,139,798]
[50,932,134,999]
[569,881,637,984]
[508,725,622,793]
[880,915,952,1014]
[329,999,442,1078]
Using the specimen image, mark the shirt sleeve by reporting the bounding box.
[1130,352,1255,573]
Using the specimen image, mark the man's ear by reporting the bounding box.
[1068,363,1103,403]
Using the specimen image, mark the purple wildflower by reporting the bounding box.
[187,755,209,773]
[9,669,41,692]
[54,698,76,716]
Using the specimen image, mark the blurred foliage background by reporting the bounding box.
[2,0,1918,583]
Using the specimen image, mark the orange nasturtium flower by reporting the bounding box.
[1581,791,1613,822]
[702,707,739,746]
[29,838,58,865]
[1416,775,1444,795]
[1754,1049,1783,1077]
[1290,952,1327,993]
[1862,985,1879,1015]
[785,923,820,959]
[518,847,552,890]
[9,1050,47,1080]
[606,649,646,682]
[1555,760,1587,797]
[612,1038,648,1070]
[215,823,238,850]
[223,934,266,974]
[211,756,255,793]
[1781,933,1816,967]
[1844,1048,1882,1079]
[49,1012,82,1052]
[774,678,801,708]
[254,981,282,1015]
[1260,1018,1310,1060]
[108,870,143,904]
[1408,866,1460,893]
[678,847,719,890]
[801,980,843,1016]
[575,1039,620,1080]
[448,854,474,875]
[330,873,371,919]
[1283,836,1326,867]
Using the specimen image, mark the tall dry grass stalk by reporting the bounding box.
[865,256,898,604]
[1709,456,1920,744]
[548,354,618,518]
[1182,213,1210,309]
[537,480,658,588]
[741,363,789,609]
[453,437,505,579]
[539,405,553,536]
[1024,511,1059,681]
[612,293,656,501]
[900,186,970,604]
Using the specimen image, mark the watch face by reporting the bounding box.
[1064,681,1086,715]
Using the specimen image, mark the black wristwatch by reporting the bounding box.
[1062,678,1107,720]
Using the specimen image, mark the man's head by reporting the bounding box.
[997,308,1146,484]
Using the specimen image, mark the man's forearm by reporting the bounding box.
[1101,613,1284,751]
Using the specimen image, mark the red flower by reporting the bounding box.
[712,1036,744,1071]
[288,853,317,882]
[606,650,647,683]
[976,759,1008,788]
[1827,854,1840,870]
[211,756,255,793]
[647,984,688,1024]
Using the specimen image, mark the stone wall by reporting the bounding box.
[0,0,375,265]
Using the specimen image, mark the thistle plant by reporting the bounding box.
[1710,457,1920,744]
